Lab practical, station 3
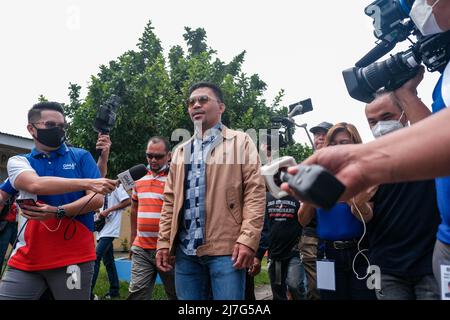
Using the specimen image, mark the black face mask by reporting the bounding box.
[33,127,66,148]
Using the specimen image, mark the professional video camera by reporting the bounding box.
[269,98,313,147]
[93,94,122,155]
[342,0,450,103]
[93,95,122,134]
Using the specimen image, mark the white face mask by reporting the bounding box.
[371,111,406,138]
[410,0,443,36]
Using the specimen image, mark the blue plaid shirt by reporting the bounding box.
[178,122,223,255]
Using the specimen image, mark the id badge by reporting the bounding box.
[440,265,450,300]
[316,259,336,291]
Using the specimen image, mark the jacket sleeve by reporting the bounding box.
[255,206,270,260]
[236,134,266,252]
[157,149,178,250]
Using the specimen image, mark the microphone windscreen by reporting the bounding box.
[128,164,148,181]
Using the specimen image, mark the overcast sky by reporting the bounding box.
[0,0,440,146]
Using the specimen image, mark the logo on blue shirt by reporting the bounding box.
[63,163,76,170]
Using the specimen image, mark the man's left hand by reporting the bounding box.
[20,202,57,221]
[232,243,255,269]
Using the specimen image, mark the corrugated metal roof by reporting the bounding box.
[0,131,32,141]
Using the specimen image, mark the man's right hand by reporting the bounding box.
[87,178,117,195]
[156,249,173,272]
[96,133,112,156]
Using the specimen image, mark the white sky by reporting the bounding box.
[0,0,440,146]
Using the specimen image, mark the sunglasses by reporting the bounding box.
[187,95,220,108]
[146,153,166,160]
[32,121,69,130]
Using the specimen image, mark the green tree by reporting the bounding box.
[65,21,312,177]
[280,143,313,163]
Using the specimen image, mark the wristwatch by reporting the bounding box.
[56,206,66,219]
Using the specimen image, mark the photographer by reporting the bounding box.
[283,0,450,296]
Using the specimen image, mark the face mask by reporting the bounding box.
[371,112,405,138]
[410,0,442,36]
[33,127,66,148]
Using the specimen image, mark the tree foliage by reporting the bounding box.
[64,21,312,177]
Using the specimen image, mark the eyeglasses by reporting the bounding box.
[31,121,69,130]
[146,153,166,160]
[187,95,220,108]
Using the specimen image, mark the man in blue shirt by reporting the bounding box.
[0,102,117,300]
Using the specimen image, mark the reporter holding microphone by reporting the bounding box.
[0,102,117,300]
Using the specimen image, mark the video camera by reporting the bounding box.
[342,0,450,103]
[269,98,313,147]
[93,95,122,134]
[93,95,122,156]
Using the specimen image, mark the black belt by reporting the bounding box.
[323,239,358,250]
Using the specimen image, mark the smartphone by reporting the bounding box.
[16,198,38,209]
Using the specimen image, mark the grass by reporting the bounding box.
[254,256,270,287]
[92,264,168,300]
[93,256,270,300]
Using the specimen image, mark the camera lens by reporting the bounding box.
[343,48,421,103]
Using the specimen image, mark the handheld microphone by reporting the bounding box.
[261,157,345,209]
[117,164,148,191]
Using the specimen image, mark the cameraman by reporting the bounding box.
[283,0,450,296]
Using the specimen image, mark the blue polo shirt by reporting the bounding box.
[432,60,450,245]
[9,144,101,230]
[7,144,100,271]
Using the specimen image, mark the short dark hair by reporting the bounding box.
[188,82,224,103]
[147,136,170,153]
[372,89,403,112]
[28,102,65,123]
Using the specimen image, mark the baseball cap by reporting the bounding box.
[310,121,333,134]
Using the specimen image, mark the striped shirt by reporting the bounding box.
[132,170,167,249]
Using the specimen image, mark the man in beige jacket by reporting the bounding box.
[156,82,265,300]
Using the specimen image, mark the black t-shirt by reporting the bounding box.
[368,180,440,277]
[263,193,302,260]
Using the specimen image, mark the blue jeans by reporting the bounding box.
[91,237,119,297]
[268,255,307,300]
[0,221,18,272]
[175,247,246,300]
[317,242,376,300]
